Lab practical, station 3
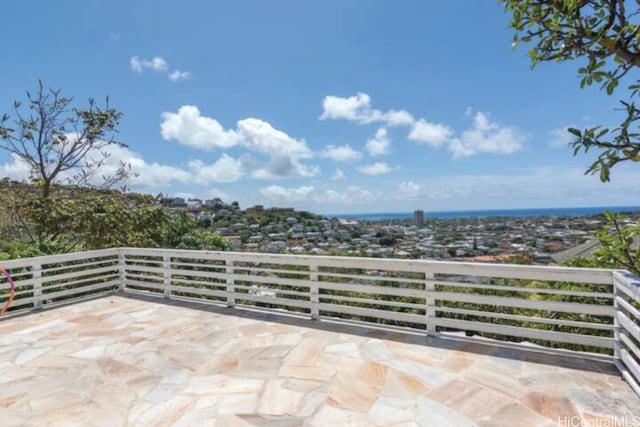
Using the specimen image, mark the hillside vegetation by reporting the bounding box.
[0,180,228,259]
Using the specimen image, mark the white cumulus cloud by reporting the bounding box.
[450,111,526,158]
[130,56,168,73]
[320,144,362,162]
[0,153,32,181]
[408,119,453,148]
[549,125,577,149]
[317,186,378,205]
[366,128,391,156]
[320,92,413,127]
[358,162,392,176]
[331,168,345,181]
[168,70,193,81]
[130,56,192,81]
[160,105,240,150]
[397,181,421,198]
[260,185,315,202]
[189,154,244,184]
[160,107,318,180]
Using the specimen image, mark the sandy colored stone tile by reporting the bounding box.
[97,357,140,377]
[143,382,185,404]
[440,354,474,373]
[314,352,364,373]
[309,404,377,427]
[464,364,529,398]
[476,401,557,427]
[416,395,475,427]
[127,374,162,398]
[520,391,581,421]
[361,339,395,362]
[283,378,324,393]
[368,396,415,426]
[384,358,451,388]
[327,370,383,412]
[184,375,226,394]
[279,365,334,381]
[381,369,431,398]
[218,392,260,415]
[198,356,239,375]
[563,387,640,418]
[196,395,220,409]
[356,362,388,388]
[295,388,328,417]
[0,392,26,409]
[325,342,360,358]
[131,395,195,427]
[235,358,281,379]
[172,407,219,427]
[251,344,292,359]
[427,379,513,419]
[282,338,325,367]
[15,347,53,365]
[222,377,265,394]
[258,379,306,415]
[28,391,88,418]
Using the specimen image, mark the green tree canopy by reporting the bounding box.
[502,0,640,274]
[502,0,640,182]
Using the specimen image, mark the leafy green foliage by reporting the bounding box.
[0,181,228,258]
[502,0,640,182]
[593,211,640,274]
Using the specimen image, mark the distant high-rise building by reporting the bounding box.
[414,209,424,227]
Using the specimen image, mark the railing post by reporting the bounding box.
[425,270,436,336]
[163,254,171,299]
[310,262,319,320]
[612,272,622,362]
[118,249,126,292]
[226,259,235,308]
[33,262,42,309]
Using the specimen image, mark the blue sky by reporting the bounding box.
[1,0,638,214]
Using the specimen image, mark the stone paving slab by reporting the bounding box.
[0,294,639,426]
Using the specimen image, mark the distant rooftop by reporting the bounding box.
[1,294,638,426]
[552,236,640,264]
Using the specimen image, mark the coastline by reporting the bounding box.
[330,205,640,221]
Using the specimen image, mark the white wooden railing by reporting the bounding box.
[0,247,639,395]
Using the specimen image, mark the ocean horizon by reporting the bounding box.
[328,206,640,221]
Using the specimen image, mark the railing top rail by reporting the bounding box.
[0,248,119,269]
[120,247,615,284]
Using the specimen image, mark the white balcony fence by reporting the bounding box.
[0,247,639,396]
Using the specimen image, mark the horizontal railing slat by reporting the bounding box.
[124,279,164,292]
[620,333,640,363]
[433,317,615,349]
[435,291,613,316]
[42,265,118,283]
[430,279,612,298]
[43,281,119,301]
[318,280,426,298]
[619,312,640,343]
[170,285,227,300]
[318,302,426,325]
[621,349,640,387]
[616,296,640,320]
[436,306,615,331]
[235,293,311,310]
[319,294,426,311]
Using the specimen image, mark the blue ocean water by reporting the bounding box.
[332,206,640,221]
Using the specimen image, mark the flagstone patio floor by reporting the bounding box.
[1,294,639,426]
